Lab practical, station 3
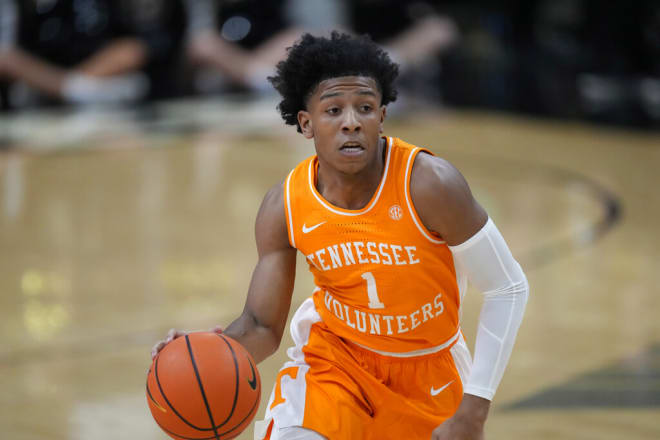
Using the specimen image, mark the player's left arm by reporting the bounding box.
[411,153,529,439]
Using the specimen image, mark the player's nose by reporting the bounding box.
[341,108,361,132]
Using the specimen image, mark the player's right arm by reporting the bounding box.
[222,182,297,363]
[151,182,296,364]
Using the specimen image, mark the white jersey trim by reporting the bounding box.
[404,147,445,244]
[352,328,460,358]
[255,298,321,439]
[285,170,296,248]
[307,137,393,216]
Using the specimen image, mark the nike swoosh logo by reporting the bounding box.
[247,357,258,390]
[302,221,326,234]
[430,380,454,396]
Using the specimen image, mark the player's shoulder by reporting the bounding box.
[409,151,487,244]
[410,151,470,201]
[258,180,286,221]
[255,180,292,250]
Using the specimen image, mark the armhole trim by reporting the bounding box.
[404,147,446,244]
[284,170,296,248]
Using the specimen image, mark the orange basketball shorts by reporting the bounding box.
[254,298,472,440]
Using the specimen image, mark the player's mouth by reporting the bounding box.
[339,141,365,155]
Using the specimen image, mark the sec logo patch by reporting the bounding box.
[389,204,403,220]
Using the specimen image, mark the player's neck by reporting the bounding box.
[316,139,386,210]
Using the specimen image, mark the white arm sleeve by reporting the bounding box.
[449,218,529,401]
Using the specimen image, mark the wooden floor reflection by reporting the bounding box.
[1,106,658,439]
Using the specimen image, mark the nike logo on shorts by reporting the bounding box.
[302,221,326,234]
[430,380,454,396]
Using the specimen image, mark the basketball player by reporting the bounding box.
[153,32,529,440]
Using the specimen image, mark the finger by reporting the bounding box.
[166,328,179,343]
[209,325,223,334]
[157,339,167,350]
[151,342,163,359]
[165,328,188,344]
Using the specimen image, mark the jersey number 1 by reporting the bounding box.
[361,272,385,309]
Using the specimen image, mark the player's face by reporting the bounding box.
[298,76,386,175]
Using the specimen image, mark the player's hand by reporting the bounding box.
[150,326,223,359]
[431,394,489,440]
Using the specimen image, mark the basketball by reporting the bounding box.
[146,332,261,440]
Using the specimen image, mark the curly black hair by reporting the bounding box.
[268,31,399,132]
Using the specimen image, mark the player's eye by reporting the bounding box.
[326,107,340,115]
[360,105,372,112]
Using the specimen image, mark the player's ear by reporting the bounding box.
[298,110,314,139]
[379,105,387,133]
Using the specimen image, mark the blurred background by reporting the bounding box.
[1,0,660,129]
[1,1,659,440]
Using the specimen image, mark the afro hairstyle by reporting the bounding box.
[268,31,399,132]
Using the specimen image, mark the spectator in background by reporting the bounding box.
[184,0,457,100]
[350,1,457,72]
[0,0,184,109]
[1,0,459,108]
[349,0,458,101]
[184,0,315,95]
[0,0,17,109]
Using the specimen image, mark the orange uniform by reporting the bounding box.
[255,137,472,440]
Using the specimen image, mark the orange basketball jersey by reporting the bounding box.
[284,137,464,355]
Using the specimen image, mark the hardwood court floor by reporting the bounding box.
[0,104,658,439]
